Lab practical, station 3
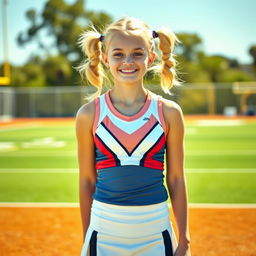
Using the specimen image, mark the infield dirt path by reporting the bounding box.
[0,207,255,256]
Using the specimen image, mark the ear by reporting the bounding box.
[147,52,156,67]
[102,53,109,68]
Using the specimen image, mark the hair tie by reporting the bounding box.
[152,30,158,39]
[99,34,105,42]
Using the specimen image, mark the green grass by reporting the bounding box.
[0,173,78,202]
[0,121,256,203]
[186,173,256,203]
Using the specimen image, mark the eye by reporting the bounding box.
[133,52,144,57]
[113,53,123,57]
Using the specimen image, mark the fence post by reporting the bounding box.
[55,87,62,117]
[29,89,36,117]
[208,83,216,114]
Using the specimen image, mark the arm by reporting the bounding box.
[164,101,191,255]
[75,102,97,241]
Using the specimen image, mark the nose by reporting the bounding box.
[123,55,133,64]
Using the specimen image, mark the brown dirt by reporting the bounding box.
[0,207,255,256]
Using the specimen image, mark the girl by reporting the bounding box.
[75,17,191,256]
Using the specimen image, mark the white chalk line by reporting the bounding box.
[0,124,42,132]
[0,168,256,174]
[0,151,76,156]
[0,202,255,208]
[0,168,78,173]
[193,120,245,126]
[185,168,256,173]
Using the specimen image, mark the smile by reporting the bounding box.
[119,69,138,74]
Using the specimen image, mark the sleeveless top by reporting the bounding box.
[92,89,168,205]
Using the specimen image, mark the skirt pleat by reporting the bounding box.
[81,200,177,256]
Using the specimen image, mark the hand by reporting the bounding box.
[174,239,191,256]
[174,244,191,256]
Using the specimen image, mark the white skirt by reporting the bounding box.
[81,200,178,256]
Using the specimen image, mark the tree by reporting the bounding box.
[249,45,256,66]
[42,55,72,86]
[175,33,203,62]
[11,63,46,87]
[17,0,112,63]
[199,55,229,82]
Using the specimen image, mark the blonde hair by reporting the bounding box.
[76,17,181,102]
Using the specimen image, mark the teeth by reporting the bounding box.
[120,70,136,73]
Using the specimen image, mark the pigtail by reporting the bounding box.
[156,27,181,94]
[76,28,105,102]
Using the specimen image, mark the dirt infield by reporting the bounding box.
[0,207,255,256]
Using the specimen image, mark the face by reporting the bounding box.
[103,32,155,86]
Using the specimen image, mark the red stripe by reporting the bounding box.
[143,135,166,170]
[94,136,117,169]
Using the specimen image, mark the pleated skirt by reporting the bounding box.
[81,200,178,256]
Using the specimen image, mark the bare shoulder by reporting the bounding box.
[160,97,184,134]
[161,97,183,116]
[75,99,96,132]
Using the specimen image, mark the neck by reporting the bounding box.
[110,82,148,105]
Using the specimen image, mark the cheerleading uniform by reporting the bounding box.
[81,89,177,255]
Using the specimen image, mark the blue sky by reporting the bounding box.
[1,0,256,65]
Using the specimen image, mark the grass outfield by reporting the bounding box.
[0,119,255,203]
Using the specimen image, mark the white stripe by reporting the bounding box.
[133,123,163,156]
[0,124,41,132]
[0,202,255,208]
[0,168,256,173]
[194,120,244,126]
[97,124,128,155]
[185,168,256,173]
[99,93,111,124]
[0,202,79,207]
[0,152,76,156]
[186,150,256,155]
[185,203,256,208]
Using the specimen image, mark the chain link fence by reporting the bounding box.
[0,83,255,120]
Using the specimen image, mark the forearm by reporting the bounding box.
[79,180,95,241]
[167,175,190,243]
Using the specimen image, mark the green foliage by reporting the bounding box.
[10,55,73,87]
[17,0,112,67]
[11,64,46,87]
[42,55,72,86]
[178,86,208,114]
[199,55,229,82]
[217,68,255,82]
[176,32,203,61]
[178,60,211,83]
[249,45,256,66]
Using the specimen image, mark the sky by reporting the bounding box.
[0,0,256,66]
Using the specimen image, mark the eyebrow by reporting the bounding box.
[112,48,145,52]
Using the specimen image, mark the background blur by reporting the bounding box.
[0,0,256,118]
